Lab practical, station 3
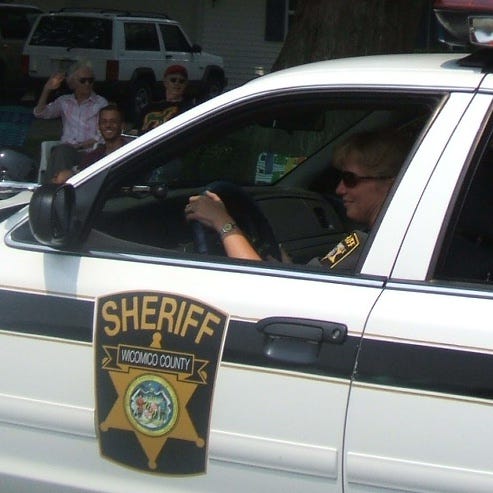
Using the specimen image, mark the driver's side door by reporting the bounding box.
[1,221,377,492]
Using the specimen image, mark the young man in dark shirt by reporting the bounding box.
[52,104,130,183]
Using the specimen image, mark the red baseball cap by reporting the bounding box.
[164,65,188,79]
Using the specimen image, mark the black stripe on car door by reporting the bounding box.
[355,338,493,400]
[4,288,490,400]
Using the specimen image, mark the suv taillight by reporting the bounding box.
[21,55,30,76]
[106,60,119,81]
[434,0,493,9]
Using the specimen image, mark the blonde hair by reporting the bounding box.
[333,129,411,178]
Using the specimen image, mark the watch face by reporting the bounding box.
[221,222,236,236]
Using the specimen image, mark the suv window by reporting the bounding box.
[159,24,191,52]
[30,16,112,49]
[0,6,40,39]
[124,22,160,51]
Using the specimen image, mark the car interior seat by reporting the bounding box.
[38,140,61,183]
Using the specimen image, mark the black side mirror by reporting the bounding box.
[29,183,77,247]
[191,43,202,53]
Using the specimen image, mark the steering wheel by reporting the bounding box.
[191,181,282,261]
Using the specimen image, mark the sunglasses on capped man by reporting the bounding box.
[168,76,187,84]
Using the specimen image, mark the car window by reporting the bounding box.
[159,24,191,52]
[178,108,373,186]
[124,22,160,51]
[0,7,40,39]
[83,93,437,270]
[434,123,493,285]
[29,16,112,49]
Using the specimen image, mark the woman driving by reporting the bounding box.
[185,128,410,269]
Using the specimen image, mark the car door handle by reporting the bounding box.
[257,317,347,364]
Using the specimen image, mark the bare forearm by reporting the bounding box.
[221,231,261,260]
[208,214,261,260]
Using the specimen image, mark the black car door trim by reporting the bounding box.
[2,288,492,400]
[0,288,359,378]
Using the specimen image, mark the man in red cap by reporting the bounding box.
[137,64,195,134]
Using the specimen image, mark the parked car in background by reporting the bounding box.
[0,2,42,97]
[21,9,227,120]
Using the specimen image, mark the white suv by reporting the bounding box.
[21,9,227,119]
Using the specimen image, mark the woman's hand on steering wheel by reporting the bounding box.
[185,181,282,261]
[185,191,232,231]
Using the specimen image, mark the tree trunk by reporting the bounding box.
[272,0,430,71]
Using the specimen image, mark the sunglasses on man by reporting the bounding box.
[339,170,393,188]
[168,77,187,84]
[78,77,95,84]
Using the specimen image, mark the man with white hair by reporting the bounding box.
[33,59,108,182]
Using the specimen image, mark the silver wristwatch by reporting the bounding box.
[219,222,237,238]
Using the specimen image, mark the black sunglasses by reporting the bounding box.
[339,170,393,188]
[78,77,95,84]
[168,77,186,84]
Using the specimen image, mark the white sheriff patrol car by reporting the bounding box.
[3,7,493,493]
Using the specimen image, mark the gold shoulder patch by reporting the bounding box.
[320,232,361,269]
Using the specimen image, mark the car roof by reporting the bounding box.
[41,9,172,22]
[0,3,42,10]
[239,52,486,94]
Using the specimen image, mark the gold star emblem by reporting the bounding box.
[100,367,204,470]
